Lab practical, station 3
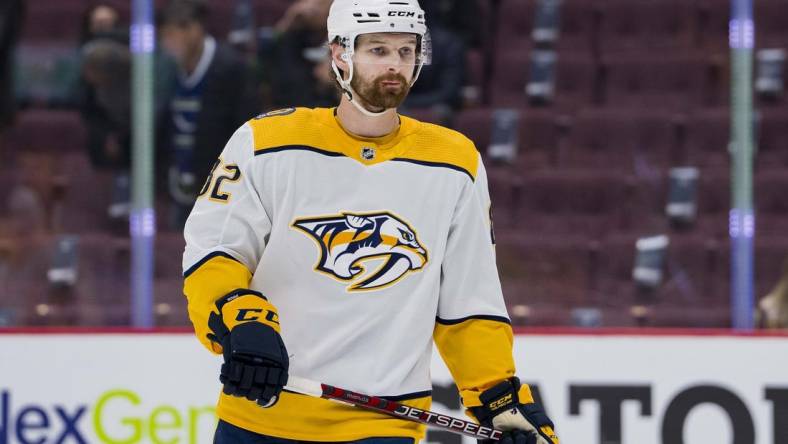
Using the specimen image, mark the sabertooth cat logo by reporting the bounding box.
[292,212,428,291]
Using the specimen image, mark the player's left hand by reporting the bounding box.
[470,377,558,444]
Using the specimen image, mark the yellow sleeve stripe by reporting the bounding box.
[183,253,253,354]
[433,316,515,408]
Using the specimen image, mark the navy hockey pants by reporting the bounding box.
[214,420,416,444]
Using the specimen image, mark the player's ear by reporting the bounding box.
[330,43,349,79]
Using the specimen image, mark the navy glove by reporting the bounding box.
[470,377,558,444]
[208,290,289,408]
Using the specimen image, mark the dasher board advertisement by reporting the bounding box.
[0,330,786,444]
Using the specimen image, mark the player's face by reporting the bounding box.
[160,22,203,67]
[350,33,418,111]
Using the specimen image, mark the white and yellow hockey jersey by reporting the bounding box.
[182,107,523,441]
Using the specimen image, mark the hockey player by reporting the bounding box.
[182,0,559,442]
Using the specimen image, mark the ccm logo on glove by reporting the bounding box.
[236,308,279,324]
[489,393,513,412]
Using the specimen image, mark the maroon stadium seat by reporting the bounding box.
[490,50,596,109]
[556,0,601,53]
[155,232,187,280]
[490,49,529,107]
[692,0,730,51]
[154,278,191,327]
[685,108,730,168]
[57,153,116,233]
[496,0,534,48]
[21,0,124,43]
[3,110,86,154]
[663,234,726,304]
[755,171,788,237]
[632,110,676,170]
[454,108,559,169]
[454,107,495,149]
[753,237,788,298]
[754,0,788,49]
[600,54,706,109]
[554,52,596,108]
[495,232,594,307]
[561,109,638,169]
[20,0,290,43]
[695,169,729,229]
[757,109,788,169]
[464,49,485,106]
[597,0,693,55]
[502,171,637,237]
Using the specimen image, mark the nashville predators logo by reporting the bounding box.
[292,211,428,291]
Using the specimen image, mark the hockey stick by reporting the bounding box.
[285,376,503,440]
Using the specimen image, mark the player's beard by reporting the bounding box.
[351,72,410,112]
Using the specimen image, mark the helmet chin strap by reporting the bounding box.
[331,59,390,118]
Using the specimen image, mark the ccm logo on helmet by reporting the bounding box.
[388,11,416,17]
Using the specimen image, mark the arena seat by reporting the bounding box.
[495,0,533,49]
[3,110,86,154]
[597,0,693,55]
[599,54,707,109]
[754,0,788,49]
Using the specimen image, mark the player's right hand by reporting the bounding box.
[208,290,289,408]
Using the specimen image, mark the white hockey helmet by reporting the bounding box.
[327,0,430,116]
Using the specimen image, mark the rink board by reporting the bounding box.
[0,330,786,444]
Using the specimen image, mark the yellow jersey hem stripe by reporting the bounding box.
[278,388,433,401]
[217,415,423,442]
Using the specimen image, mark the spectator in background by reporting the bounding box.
[78,2,129,170]
[79,3,123,44]
[263,0,333,107]
[158,0,260,229]
[399,1,481,126]
[309,55,340,108]
[0,0,25,141]
[420,0,482,49]
[75,3,133,220]
[402,25,466,124]
[757,258,788,329]
[81,40,133,219]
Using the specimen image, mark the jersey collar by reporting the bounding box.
[314,107,421,165]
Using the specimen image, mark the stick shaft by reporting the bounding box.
[285,376,502,440]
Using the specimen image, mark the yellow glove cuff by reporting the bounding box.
[218,290,281,333]
[462,381,535,409]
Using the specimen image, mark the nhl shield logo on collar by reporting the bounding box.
[361,146,376,160]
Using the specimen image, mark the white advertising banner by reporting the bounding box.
[0,331,786,444]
